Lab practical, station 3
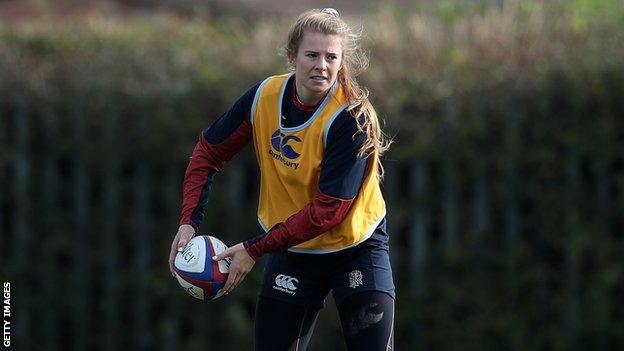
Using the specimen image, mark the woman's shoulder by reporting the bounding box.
[333,107,367,131]
[250,73,294,98]
[325,108,366,147]
[238,79,267,106]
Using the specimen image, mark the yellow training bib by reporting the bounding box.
[251,74,386,253]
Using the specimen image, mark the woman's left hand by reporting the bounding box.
[213,243,256,295]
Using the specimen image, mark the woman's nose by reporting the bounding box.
[315,58,327,71]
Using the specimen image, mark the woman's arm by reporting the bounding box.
[169,82,260,277]
[179,82,260,230]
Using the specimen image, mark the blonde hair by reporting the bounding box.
[283,8,393,180]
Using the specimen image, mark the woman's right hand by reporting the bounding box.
[168,224,196,277]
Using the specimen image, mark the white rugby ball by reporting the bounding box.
[174,235,230,300]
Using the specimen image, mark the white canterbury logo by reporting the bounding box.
[275,274,298,290]
[273,274,299,295]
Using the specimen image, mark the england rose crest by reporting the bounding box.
[348,270,363,289]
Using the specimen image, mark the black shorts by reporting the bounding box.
[259,232,395,309]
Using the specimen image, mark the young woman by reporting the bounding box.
[168,8,395,350]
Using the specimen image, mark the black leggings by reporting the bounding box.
[254,291,394,351]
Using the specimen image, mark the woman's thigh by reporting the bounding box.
[337,291,395,351]
[254,296,321,351]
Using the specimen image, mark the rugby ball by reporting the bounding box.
[174,235,231,300]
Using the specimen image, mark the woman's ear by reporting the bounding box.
[287,51,296,67]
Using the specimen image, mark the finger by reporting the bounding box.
[168,248,177,277]
[228,272,246,293]
[226,269,248,295]
[223,272,237,294]
[177,238,188,252]
[213,248,232,261]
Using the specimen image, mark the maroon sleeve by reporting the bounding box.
[244,191,355,260]
[179,118,252,230]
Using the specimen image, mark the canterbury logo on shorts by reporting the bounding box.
[273,274,299,295]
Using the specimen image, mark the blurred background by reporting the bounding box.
[1,0,623,350]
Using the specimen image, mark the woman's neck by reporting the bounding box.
[294,79,323,106]
[292,82,320,111]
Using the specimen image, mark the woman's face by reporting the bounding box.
[290,31,343,104]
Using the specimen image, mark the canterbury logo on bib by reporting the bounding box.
[269,129,302,169]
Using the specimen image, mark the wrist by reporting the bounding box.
[243,241,261,261]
